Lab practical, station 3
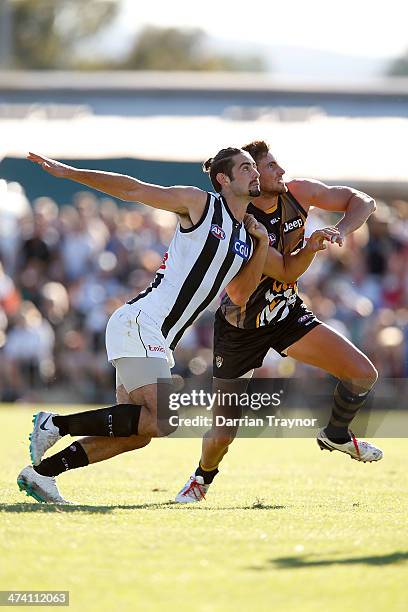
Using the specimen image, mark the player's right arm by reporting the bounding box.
[226,226,338,304]
[263,227,339,283]
[26,153,207,216]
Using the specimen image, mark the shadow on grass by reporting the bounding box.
[248,551,408,571]
[0,502,175,514]
[0,501,287,513]
[172,504,287,511]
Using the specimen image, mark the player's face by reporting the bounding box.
[256,152,287,195]
[229,152,261,197]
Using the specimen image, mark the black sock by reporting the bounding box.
[325,381,371,443]
[34,441,89,477]
[195,464,219,485]
[53,404,142,437]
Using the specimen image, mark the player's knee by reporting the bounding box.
[143,412,178,437]
[207,428,237,448]
[215,433,236,448]
[157,414,179,437]
[122,435,152,451]
[210,436,234,459]
[352,359,378,388]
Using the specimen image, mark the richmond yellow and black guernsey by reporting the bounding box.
[220,189,308,329]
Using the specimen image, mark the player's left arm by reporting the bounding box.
[225,215,269,306]
[289,178,376,245]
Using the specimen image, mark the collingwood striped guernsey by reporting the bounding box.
[128,192,253,350]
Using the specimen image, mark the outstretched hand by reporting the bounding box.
[306,227,341,253]
[27,152,71,178]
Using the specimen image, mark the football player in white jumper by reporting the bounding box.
[18,148,337,503]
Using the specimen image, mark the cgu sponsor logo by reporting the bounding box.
[283,217,303,233]
[211,224,226,240]
[148,344,166,353]
[233,239,250,259]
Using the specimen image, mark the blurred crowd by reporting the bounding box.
[0,178,407,403]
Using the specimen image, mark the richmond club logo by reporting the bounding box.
[215,355,223,368]
[211,224,226,240]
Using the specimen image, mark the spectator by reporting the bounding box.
[0,181,406,402]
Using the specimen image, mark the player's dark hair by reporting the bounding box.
[242,140,270,164]
[203,147,243,192]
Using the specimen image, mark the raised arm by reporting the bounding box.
[27,153,207,216]
[289,178,376,245]
[227,226,339,305]
[225,216,339,305]
[263,227,339,283]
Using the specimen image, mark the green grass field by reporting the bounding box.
[1,405,407,612]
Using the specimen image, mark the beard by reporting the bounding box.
[274,181,287,194]
[249,186,261,197]
[262,180,287,196]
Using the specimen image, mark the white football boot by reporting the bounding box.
[29,411,62,466]
[317,429,383,462]
[175,475,210,503]
[17,466,71,504]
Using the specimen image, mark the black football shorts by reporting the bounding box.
[213,298,321,379]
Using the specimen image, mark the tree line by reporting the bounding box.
[1,0,407,74]
[1,0,265,71]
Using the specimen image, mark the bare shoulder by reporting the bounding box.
[287,178,322,209]
[168,186,209,226]
[170,185,207,208]
[287,178,323,197]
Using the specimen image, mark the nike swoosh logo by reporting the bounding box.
[40,415,52,431]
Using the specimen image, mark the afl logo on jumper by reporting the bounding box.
[268,233,277,247]
[211,224,226,240]
[233,239,250,259]
[283,217,303,233]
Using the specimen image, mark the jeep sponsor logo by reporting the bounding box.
[283,217,303,233]
[232,239,250,259]
[148,344,166,353]
[211,224,226,240]
[268,233,277,247]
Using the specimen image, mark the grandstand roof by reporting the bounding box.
[1,71,408,96]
